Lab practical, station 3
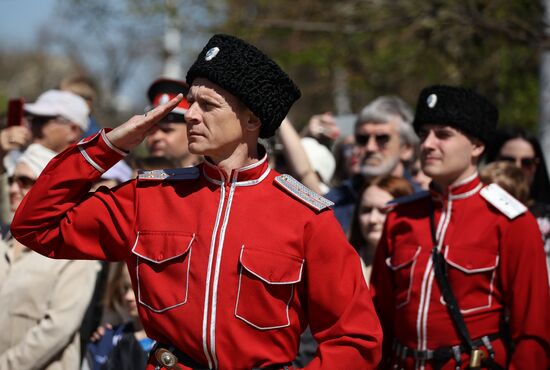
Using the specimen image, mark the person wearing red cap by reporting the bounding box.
[145,78,200,167]
[11,34,382,370]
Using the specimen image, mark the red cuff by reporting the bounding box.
[77,129,127,173]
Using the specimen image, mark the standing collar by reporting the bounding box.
[430,172,483,201]
[202,148,270,186]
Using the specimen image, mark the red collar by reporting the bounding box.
[430,173,483,202]
[202,152,270,185]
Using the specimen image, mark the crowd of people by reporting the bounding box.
[0,33,549,369]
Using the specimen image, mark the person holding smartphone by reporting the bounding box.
[1,98,32,173]
[0,98,32,232]
[0,90,88,230]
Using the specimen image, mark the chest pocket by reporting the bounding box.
[235,246,304,330]
[442,247,499,314]
[386,246,421,309]
[132,231,194,313]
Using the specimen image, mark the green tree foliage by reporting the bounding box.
[221,0,546,130]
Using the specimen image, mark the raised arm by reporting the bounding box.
[10,95,184,260]
[277,118,323,194]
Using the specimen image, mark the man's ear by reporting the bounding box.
[471,138,485,159]
[245,112,261,132]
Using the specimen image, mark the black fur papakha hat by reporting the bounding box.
[413,85,498,143]
[186,34,301,138]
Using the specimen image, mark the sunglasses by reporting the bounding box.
[355,133,391,147]
[498,155,538,169]
[8,175,36,188]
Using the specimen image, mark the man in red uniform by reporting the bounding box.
[370,85,550,369]
[11,34,382,370]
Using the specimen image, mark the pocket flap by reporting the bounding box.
[239,247,304,284]
[132,231,195,263]
[445,248,499,273]
[386,246,421,270]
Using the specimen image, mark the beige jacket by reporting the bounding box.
[0,174,11,229]
[0,238,99,370]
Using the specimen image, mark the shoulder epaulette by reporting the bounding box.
[137,167,200,181]
[274,174,334,212]
[386,190,430,208]
[480,183,527,219]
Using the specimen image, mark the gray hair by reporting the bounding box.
[355,95,419,148]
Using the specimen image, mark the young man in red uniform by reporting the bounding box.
[370,85,550,369]
[11,34,382,370]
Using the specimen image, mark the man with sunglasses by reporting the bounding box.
[0,90,89,233]
[24,89,90,153]
[326,95,420,232]
[370,85,550,369]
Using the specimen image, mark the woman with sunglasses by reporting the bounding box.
[0,143,99,370]
[485,127,550,205]
[485,127,550,282]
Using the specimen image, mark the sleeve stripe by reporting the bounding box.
[79,146,105,173]
[101,130,128,156]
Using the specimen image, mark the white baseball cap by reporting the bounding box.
[17,143,57,177]
[24,89,90,131]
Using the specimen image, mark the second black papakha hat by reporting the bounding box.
[186,34,301,138]
[413,85,498,143]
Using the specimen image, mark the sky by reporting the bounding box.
[0,0,57,48]
[0,0,159,109]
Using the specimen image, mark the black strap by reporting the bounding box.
[429,205,477,352]
[428,206,507,370]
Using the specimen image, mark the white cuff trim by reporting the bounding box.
[79,146,105,173]
[101,130,128,156]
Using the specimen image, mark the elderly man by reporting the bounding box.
[370,85,550,369]
[326,95,420,232]
[144,78,200,168]
[12,34,382,370]
[24,89,90,153]
[0,89,89,230]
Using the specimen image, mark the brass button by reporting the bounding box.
[155,348,178,368]
[160,351,177,367]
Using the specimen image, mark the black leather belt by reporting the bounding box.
[153,343,293,370]
[392,333,503,369]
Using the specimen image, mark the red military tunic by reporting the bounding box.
[11,130,382,370]
[370,174,550,370]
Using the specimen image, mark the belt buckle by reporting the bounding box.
[469,348,484,368]
[155,348,179,369]
[414,349,433,361]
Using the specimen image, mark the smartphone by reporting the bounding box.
[7,98,25,127]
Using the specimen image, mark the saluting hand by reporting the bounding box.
[106,94,184,152]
